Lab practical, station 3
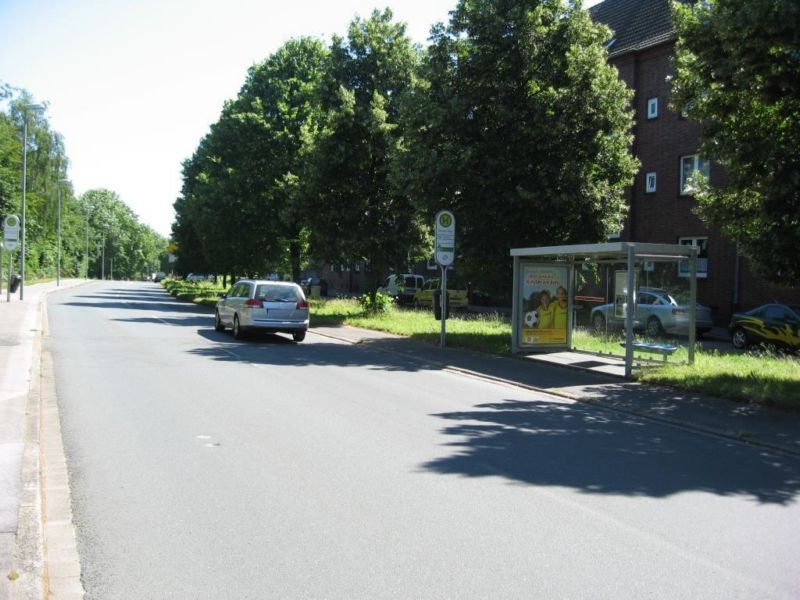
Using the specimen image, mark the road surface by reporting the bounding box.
[45,281,800,599]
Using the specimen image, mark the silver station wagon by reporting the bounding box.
[591,287,713,338]
[215,279,310,342]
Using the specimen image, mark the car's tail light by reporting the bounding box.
[296,299,309,309]
[244,299,262,308]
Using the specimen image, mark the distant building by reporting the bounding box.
[591,0,800,324]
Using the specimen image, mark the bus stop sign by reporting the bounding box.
[3,215,20,251]
[434,210,455,267]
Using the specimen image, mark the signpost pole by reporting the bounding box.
[7,251,12,303]
[434,210,456,350]
[440,265,447,348]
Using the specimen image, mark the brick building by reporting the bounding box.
[591,0,800,324]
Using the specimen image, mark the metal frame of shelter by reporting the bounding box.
[511,242,700,378]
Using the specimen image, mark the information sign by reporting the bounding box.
[434,210,455,267]
[3,215,20,251]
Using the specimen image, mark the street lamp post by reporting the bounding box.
[20,102,44,300]
[101,229,106,280]
[84,219,89,278]
[56,178,68,286]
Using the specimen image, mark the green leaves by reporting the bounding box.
[396,0,636,292]
[672,0,800,284]
[177,3,638,295]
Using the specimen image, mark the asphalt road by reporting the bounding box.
[46,281,799,599]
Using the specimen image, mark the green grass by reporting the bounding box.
[312,297,512,353]
[636,351,800,409]
[163,285,800,409]
[569,329,800,409]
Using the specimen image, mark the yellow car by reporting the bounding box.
[413,278,468,310]
[729,303,800,351]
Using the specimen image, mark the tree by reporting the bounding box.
[173,38,328,283]
[671,0,800,285]
[306,9,427,293]
[396,0,638,294]
[80,188,166,280]
[233,37,328,282]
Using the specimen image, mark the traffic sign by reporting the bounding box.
[3,215,20,251]
[434,210,455,266]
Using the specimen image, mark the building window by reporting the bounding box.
[680,154,710,195]
[647,97,658,119]
[645,172,657,193]
[607,228,621,240]
[426,258,438,271]
[678,237,709,278]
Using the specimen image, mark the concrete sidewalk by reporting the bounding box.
[312,325,800,457]
[0,279,85,600]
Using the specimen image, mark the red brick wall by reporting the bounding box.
[608,42,800,323]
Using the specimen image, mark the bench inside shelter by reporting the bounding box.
[620,341,678,362]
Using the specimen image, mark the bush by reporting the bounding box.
[359,292,394,314]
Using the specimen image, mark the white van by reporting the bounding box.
[378,274,425,305]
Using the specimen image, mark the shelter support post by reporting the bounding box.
[511,256,520,353]
[689,247,698,365]
[624,244,636,378]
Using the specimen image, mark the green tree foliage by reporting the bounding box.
[306,10,427,292]
[1,84,167,282]
[231,37,328,282]
[79,188,166,280]
[671,0,800,285]
[1,90,80,278]
[396,0,638,293]
[174,38,328,281]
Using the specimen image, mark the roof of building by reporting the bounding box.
[590,0,677,58]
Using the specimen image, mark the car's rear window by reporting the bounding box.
[255,284,300,302]
[403,276,419,287]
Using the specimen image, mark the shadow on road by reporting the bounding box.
[55,282,800,504]
[422,398,800,505]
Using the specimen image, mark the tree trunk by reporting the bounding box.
[290,239,301,284]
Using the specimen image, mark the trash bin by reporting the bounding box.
[9,274,21,293]
[310,285,321,299]
[434,291,450,321]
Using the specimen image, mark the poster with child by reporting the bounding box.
[521,264,569,346]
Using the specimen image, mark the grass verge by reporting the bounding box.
[163,283,800,410]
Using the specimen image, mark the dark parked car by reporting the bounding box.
[301,276,328,297]
[729,303,800,351]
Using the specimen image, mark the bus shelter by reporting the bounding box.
[510,242,700,378]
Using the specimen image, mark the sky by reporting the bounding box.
[1,0,601,237]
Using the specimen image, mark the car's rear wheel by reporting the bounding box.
[592,313,606,334]
[646,316,663,337]
[214,310,225,331]
[232,315,245,339]
[293,331,306,342]
[732,327,748,350]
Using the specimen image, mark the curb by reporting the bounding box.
[10,284,86,600]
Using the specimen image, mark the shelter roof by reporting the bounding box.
[510,242,695,261]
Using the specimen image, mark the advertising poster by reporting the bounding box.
[520,263,569,347]
[614,270,637,319]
